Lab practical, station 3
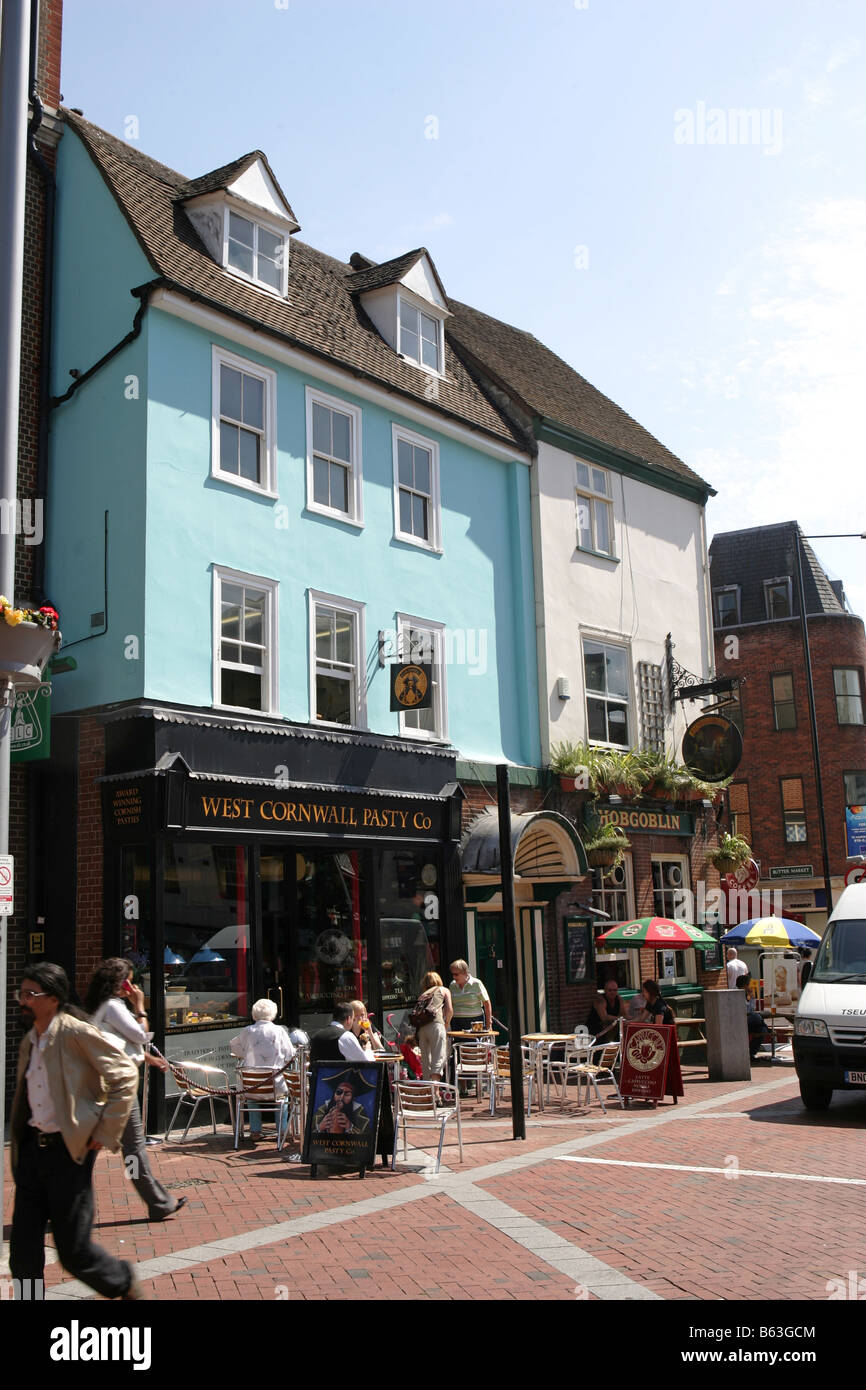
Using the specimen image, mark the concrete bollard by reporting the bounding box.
[705,989,751,1081]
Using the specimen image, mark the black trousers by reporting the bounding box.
[10,1130,133,1299]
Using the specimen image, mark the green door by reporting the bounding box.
[474,915,509,1040]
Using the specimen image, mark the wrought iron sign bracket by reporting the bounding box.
[666,633,742,709]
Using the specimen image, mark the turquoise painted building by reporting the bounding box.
[41,112,542,1090]
[47,116,538,768]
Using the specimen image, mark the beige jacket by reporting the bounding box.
[11,1011,139,1171]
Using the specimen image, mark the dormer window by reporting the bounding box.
[226,212,284,292]
[347,249,451,379]
[398,295,442,372]
[179,151,299,302]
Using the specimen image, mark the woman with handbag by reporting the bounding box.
[85,958,186,1222]
[410,972,453,1080]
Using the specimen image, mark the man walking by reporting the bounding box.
[9,963,143,1300]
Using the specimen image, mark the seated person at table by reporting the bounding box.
[586,979,627,1040]
[637,979,675,1026]
[349,999,383,1056]
[735,973,766,1058]
[230,998,295,1139]
[310,1003,371,1063]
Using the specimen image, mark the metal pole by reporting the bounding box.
[0,0,34,1255]
[794,529,835,921]
[496,765,525,1140]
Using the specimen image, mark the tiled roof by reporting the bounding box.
[446,299,711,492]
[178,152,260,199]
[345,248,427,294]
[177,149,300,228]
[64,112,521,448]
[709,522,846,623]
[64,111,709,488]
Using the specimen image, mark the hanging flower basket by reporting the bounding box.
[586,846,622,869]
[0,600,61,691]
[712,855,740,876]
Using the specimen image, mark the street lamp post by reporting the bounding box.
[793,528,865,923]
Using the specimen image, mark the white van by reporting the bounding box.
[794,882,866,1110]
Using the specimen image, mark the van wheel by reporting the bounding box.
[799,1080,832,1111]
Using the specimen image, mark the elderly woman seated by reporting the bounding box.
[230,999,296,1139]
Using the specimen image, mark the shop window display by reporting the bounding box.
[163,843,252,1032]
[375,848,441,1034]
[296,851,367,1035]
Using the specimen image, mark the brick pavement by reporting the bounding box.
[4,1065,863,1303]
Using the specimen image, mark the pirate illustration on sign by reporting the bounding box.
[313,1069,375,1135]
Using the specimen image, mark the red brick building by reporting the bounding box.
[710,521,866,934]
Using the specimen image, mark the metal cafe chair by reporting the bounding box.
[454,1041,494,1102]
[281,1071,307,1152]
[572,1041,625,1114]
[548,1032,597,1108]
[392,1079,463,1174]
[489,1045,535,1117]
[164,1062,235,1142]
[234,1066,290,1148]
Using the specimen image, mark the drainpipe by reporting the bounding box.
[528,433,550,764]
[0,0,33,1242]
[27,85,56,606]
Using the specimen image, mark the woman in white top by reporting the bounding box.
[230,999,296,1138]
[85,958,185,1222]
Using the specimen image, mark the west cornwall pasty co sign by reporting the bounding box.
[105,778,446,840]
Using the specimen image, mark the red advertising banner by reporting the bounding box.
[619,1023,684,1105]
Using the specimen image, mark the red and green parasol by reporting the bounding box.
[596,916,717,948]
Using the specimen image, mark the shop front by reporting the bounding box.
[461,808,588,1035]
[586,803,714,996]
[100,708,463,1127]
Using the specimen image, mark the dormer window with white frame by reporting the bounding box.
[398,293,443,374]
[181,152,300,302]
[348,249,452,379]
[225,210,286,294]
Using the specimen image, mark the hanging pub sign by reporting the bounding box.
[10,687,51,762]
[390,662,433,712]
[682,714,743,782]
[302,1062,385,1177]
[619,1022,684,1104]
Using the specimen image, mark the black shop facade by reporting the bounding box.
[99,705,463,1126]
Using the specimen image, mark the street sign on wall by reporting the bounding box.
[0,857,14,916]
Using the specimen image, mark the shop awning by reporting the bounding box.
[461,808,588,884]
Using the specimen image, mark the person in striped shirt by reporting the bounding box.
[448,960,492,1031]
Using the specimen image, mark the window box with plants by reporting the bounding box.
[549,740,597,794]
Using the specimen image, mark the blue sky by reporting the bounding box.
[62,0,866,608]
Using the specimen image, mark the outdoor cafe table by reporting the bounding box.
[521,1034,578,1110]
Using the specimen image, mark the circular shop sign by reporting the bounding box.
[682,714,743,782]
[626,1028,667,1073]
[394,664,429,708]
